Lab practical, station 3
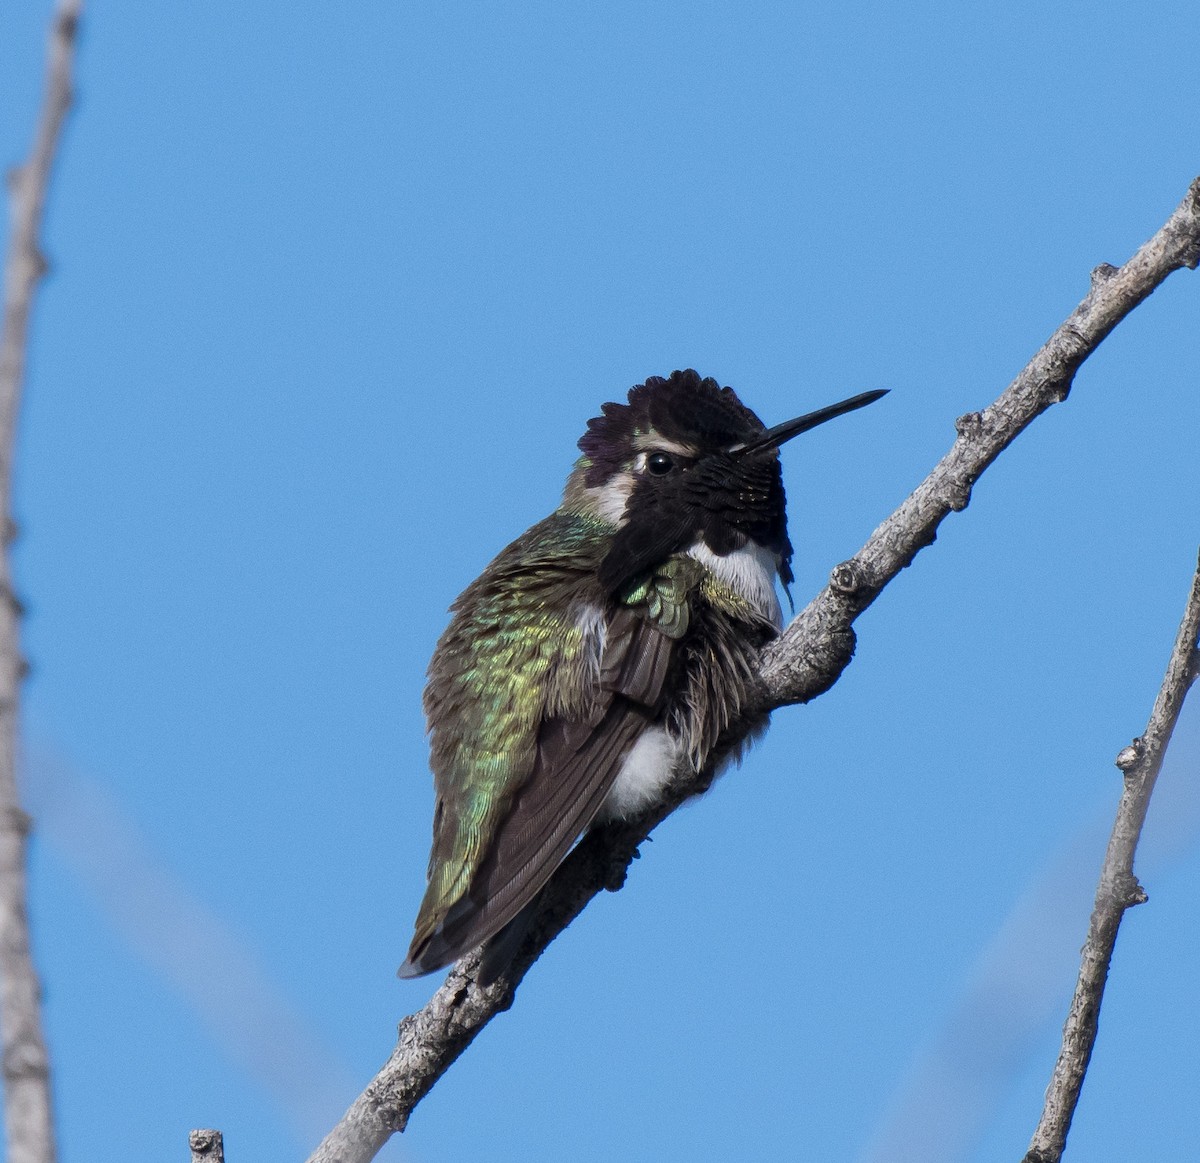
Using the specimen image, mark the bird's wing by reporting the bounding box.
[400,522,700,978]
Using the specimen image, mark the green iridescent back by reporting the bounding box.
[414,512,612,946]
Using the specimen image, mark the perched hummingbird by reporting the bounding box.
[399,370,885,979]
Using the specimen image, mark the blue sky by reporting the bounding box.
[2,3,1198,1161]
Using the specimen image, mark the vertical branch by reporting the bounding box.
[0,3,84,1162]
[1023,554,1200,1163]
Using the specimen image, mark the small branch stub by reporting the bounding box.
[189,1129,225,1163]
[955,410,983,438]
[1114,741,1141,772]
[1123,875,1148,908]
[829,560,865,596]
[945,480,972,512]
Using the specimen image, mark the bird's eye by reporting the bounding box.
[646,452,674,475]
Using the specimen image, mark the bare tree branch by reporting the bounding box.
[0,3,84,1162]
[1021,555,1200,1163]
[306,177,1200,1163]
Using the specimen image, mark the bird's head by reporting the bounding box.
[562,369,885,596]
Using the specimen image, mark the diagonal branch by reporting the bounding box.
[305,176,1200,1163]
[0,4,84,1162]
[1021,554,1200,1163]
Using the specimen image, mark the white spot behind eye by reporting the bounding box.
[588,473,635,525]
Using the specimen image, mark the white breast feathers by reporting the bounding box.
[597,727,680,821]
[687,539,783,629]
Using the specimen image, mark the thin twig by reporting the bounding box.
[0,4,83,1163]
[306,177,1200,1163]
[1021,555,1200,1163]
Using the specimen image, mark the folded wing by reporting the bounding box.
[400,551,695,978]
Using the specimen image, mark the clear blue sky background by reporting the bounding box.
[2,3,1198,1161]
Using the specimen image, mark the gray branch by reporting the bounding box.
[0,4,83,1163]
[1021,555,1200,1163]
[306,177,1200,1163]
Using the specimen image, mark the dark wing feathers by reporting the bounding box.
[403,610,676,975]
[413,701,651,973]
[401,524,699,979]
[600,605,676,706]
[438,611,678,960]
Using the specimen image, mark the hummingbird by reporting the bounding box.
[399,369,886,979]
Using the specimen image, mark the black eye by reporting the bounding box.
[646,452,674,475]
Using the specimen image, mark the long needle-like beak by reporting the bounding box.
[734,389,889,458]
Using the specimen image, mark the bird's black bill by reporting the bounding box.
[734,389,889,458]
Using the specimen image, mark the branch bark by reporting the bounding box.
[1021,555,1200,1163]
[307,177,1200,1163]
[0,4,83,1162]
